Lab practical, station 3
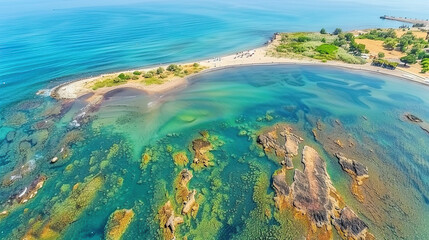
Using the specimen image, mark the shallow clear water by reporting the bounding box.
[1,65,428,239]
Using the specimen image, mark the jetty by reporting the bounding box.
[380,15,429,28]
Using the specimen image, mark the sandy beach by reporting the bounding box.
[50,35,429,101]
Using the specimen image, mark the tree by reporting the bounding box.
[333,28,342,35]
[400,54,417,66]
[320,28,327,34]
[378,52,385,58]
[383,38,397,50]
[344,33,354,41]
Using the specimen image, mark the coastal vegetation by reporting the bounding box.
[274,32,366,64]
[357,28,429,72]
[89,63,207,90]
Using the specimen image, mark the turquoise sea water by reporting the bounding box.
[1,0,428,108]
[1,64,429,239]
[1,1,429,239]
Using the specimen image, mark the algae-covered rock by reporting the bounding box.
[191,137,213,170]
[158,201,184,240]
[105,209,135,240]
[172,151,189,166]
[140,148,153,169]
[23,175,104,239]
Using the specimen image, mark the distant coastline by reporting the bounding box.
[50,29,429,102]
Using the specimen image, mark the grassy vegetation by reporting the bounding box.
[421,57,429,73]
[274,32,366,64]
[90,63,207,90]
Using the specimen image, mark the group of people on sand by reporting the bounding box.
[208,57,222,63]
[234,50,256,59]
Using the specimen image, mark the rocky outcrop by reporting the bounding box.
[6,131,16,143]
[292,146,334,228]
[105,209,135,240]
[159,201,184,240]
[192,138,213,169]
[333,207,373,240]
[257,124,303,169]
[335,153,369,185]
[175,169,199,217]
[272,170,290,209]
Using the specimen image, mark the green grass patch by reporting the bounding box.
[143,77,164,85]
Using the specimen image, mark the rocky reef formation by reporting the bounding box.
[9,175,46,204]
[257,124,303,169]
[336,153,369,185]
[175,169,199,217]
[335,153,369,202]
[158,201,184,240]
[333,207,372,240]
[191,134,213,170]
[23,175,104,239]
[104,209,135,240]
[272,169,290,209]
[292,146,335,229]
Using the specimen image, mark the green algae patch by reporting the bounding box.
[140,148,153,169]
[104,209,135,240]
[23,175,104,239]
[107,143,120,160]
[172,151,189,166]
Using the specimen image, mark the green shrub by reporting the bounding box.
[297,36,311,42]
[132,75,139,80]
[156,67,165,74]
[118,73,130,80]
[167,64,180,72]
[378,52,385,58]
[144,72,154,78]
[193,63,200,67]
[133,71,142,75]
[320,28,326,34]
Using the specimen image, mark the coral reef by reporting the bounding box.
[172,151,189,166]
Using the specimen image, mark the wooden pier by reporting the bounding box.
[380,15,429,27]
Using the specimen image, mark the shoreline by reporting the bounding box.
[50,35,429,101]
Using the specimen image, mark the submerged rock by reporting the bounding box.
[2,159,36,186]
[159,201,184,240]
[335,153,369,185]
[257,124,303,169]
[104,209,135,240]
[9,175,47,204]
[23,175,104,239]
[292,146,334,228]
[333,207,372,240]
[404,114,422,123]
[6,131,16,143]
